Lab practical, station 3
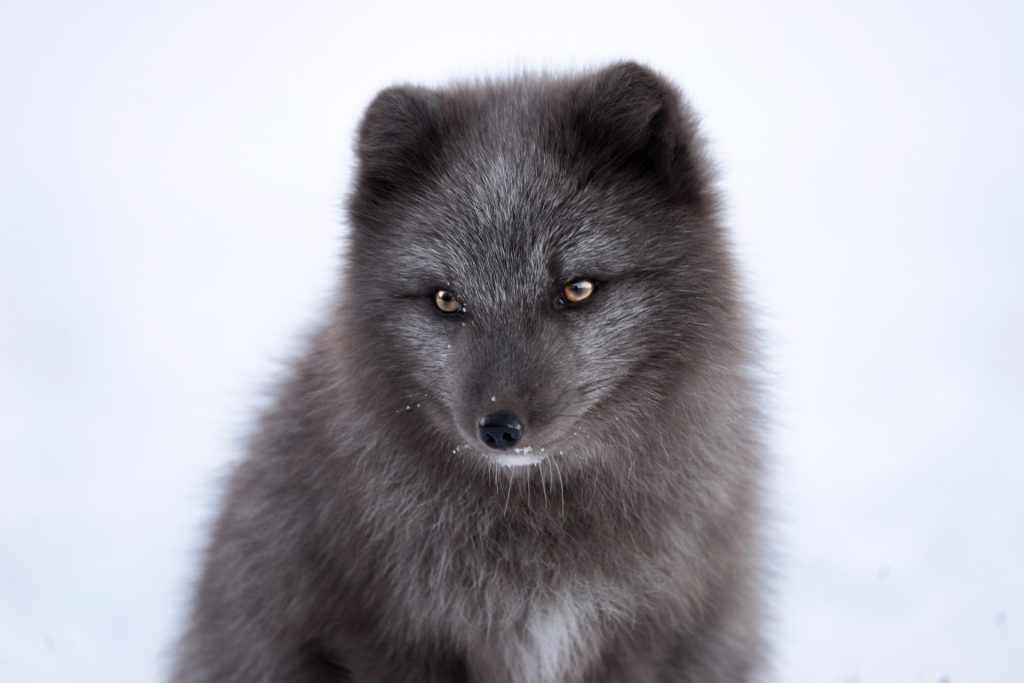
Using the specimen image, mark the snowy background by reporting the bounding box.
[2,1,1022,681]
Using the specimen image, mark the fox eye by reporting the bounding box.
[433,289,462,314]
[561,278,596,305]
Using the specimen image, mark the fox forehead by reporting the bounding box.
[388,225,637,309]
[391,192,654,291]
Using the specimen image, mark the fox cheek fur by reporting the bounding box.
[171,61,767,683]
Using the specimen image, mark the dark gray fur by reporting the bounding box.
[170,62,768,683]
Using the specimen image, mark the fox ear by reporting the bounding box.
[354,86,444,205]
[571,62,706,200]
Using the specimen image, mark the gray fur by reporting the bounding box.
[170,62,768,683]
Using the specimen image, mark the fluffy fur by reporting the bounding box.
[170,62,768,682]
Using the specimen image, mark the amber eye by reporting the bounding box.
[434,289,462,314]
[562,278,596,305]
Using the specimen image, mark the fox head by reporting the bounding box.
[339,62,743,473]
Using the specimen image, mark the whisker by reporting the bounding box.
[503,473,514,517]
[540,461,549,508]
[552,457,566,519]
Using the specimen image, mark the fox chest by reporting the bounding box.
[462,595,600,683]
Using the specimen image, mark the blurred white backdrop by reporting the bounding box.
[1,1,1022,681]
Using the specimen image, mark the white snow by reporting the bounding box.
[1,2,1022,682]
[492,447,546,468]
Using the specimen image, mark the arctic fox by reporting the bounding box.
[171,62,768,682]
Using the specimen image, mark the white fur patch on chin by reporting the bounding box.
[490,447,546,468]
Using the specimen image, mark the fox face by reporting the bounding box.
[342,63,739,472]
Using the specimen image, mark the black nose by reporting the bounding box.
[478,412,524,450]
